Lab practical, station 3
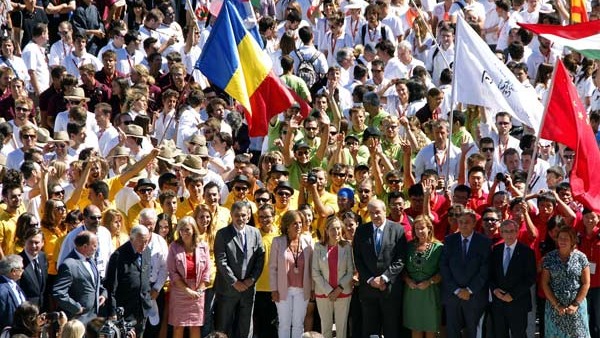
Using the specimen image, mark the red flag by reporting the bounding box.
[540,60,600,212]
[286,86,312,119]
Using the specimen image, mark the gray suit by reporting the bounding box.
[214,224,265,338]
[52,250,106,325]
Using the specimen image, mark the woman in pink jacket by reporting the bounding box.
[167,216,211,338]
[270,210,314,338]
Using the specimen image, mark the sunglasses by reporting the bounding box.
[387,179,401,184]
[234,186,248,192]
[138,188,153,194]
[88,215,102,220]
[15,107,29,112]
[255,197,271,203]
[56,143,67,148]
[52,190,65,195]
[304,127,317,131]
[358,189,371,193]
[483,217,499,223]
[481,147,494,152]
[333,173,346,178]
[296,150,309,156]
[22,134,36,139]
[277,192,291,197]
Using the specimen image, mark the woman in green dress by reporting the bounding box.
[403,215,443,338]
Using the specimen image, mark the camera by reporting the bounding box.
[99,307,136,338]
[495,173,508,183]
[45,312,60,321]
[307,172,317,184]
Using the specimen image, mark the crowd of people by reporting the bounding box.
[0,0,597,337]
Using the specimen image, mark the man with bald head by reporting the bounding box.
[352,198,407,337]
[57,205,113,278]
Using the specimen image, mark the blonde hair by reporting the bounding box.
[320,217,349,247]
[175,216,201,247]
[61,319,85,338]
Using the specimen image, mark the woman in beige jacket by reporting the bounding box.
[312,217,355,338]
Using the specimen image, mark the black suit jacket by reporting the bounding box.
[489,241,536,311]
[440,232,491,304]
[18,251,48,310]
[352,220,407,297]
[104,242,152,321]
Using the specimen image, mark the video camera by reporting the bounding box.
[99,307,136,338]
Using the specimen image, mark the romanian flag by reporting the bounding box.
[519,20,600,60]
[570,0,588,23]
[539,59,600,212]
[197,0,295,136]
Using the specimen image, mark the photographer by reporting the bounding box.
[1,302,67,338]
[298,167,337,240]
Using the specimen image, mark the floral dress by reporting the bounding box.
[542,249,590,338]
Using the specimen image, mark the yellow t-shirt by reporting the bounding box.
[0,205,26,256]
[353,202,372,224]
[68,176,124,211]
[255,229,278,292]
[42,226,66,275]
[308,191,338,238]
[211,205,232,232]
[126,201,163,231]
[176,198,201,219]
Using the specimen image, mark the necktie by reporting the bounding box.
[32,258,42,284]
[136,253,142,267]
[238,231,247,258]
[462,238,469,260]
[375,228,382,255]
[503,246,512,275]
[87,258,98,281]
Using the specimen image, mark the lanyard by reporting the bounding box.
[433,144,447,176]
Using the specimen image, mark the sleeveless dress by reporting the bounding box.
[403,241,443,332]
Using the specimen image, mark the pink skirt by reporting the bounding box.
[168,279,205,327]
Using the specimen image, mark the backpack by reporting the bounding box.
[361,25,387,46]
[294,49,321,87]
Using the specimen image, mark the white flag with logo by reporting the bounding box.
[453,16,543,133]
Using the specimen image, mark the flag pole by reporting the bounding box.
[409,0,453,73]
[524,60,559,196]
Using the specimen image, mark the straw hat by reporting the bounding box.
[185,133,207,147]
[36,128,53,147]
[109,146,131,158]
[181,155,208,176]
[50,131,69,142]
[196,145,209,157]
[63,87,90,102]
[156,147,177,163]
[124,125,144,138]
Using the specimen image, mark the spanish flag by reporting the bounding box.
[197,0,295,136]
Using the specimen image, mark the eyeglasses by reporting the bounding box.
[497,121,510,126]
[138,188,154,194]
[304,127,317,131]
[55,205,66,211]
[56,143,67,148]
[358,189,371,193]
[122,120,134,125]
[277,191,292,197]
[329,131,338,136]
[234,186,248,192]
[481,147,494,152]
[255,197,271,203]
[387,179,401,185]
[88,215,102,220]
[483,217,499,223]
[52,190,65,195]
[22,134,36,139]
[333,173,346,178]
[15,107,29,112]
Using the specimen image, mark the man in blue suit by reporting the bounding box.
[440,209,491,338]
[0,255,26,330]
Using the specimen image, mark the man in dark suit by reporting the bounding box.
[490,220,536,338]
[104,224,152,337]
[52,231,106,325]
[214,201,265,338]
[440,208,492,338]
[352,198,407,337]
[18,227,48,311]
[0,254,26,330]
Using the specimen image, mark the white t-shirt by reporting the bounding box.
[22,42,49,93]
